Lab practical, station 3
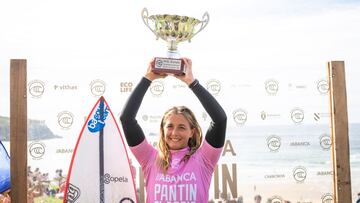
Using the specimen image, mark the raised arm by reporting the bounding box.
[120,60,167,146]
[175,58,227,148]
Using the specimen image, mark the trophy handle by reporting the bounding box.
[141,8,159,40]
[189,11,210,42]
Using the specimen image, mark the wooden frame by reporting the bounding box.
[10,59,28,203]
[7,59,353,202]
[328,61,352,203]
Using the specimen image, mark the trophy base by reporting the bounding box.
[152,57,185,75]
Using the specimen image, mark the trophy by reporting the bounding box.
[141,8,209,75]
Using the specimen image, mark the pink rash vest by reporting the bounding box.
[131,139,222,203]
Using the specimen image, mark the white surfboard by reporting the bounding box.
[64,96,137,203]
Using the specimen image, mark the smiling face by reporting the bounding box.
[163,113,194,150]
[157,106,203,171]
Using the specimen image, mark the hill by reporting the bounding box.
[0,116,61,141]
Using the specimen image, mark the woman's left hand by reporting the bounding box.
[174,57,195,85]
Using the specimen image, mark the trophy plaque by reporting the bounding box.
[141,8,209,75]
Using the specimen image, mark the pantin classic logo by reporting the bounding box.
[317,79,329,95]
[321,193,333,203]
[206,79,221,96]
[319,134,331,151]
[268,195,283,203]
[28,141,46,160]
[28,80,45,98]
[293,166,307,183]
[150,80,164,96]
[233,108,247,126]
[57,111,74,129]
[90,79,106,96]
[261,111,267,120]
[290,108,304,124]
[265,79,279,95]
[266,135,281,152]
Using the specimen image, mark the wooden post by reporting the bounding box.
[328,61,352,203]
[10,59,28,203]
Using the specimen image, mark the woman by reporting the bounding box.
[120,58,227,202]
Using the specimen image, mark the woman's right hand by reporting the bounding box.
[144,58,167,81]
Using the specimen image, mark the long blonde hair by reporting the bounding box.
[157,106,202,173]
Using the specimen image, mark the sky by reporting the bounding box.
[1,0,360,122]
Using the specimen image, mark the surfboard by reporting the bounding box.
[64,96,138,203]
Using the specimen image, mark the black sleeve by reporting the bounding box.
[189,79,227,148]
[119,77,151,146]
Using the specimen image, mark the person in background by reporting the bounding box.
[254,194,262,203]
[0,189,11,203]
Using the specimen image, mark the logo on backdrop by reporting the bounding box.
[150,80,164,96]
[293,166,307,183]
[206,79,221,96]
[317,79,329,95]
[90,79,106,96]
[317,170,333,176]
[289,140,310,147]
[233,108,247,126]
[290,108,304,124]
[266,135,281,152]
[66,183,81,203]
[321,193,333,203]
[268,195,284,203]
[28,80,45,98]
[265,79,279,95]
[288,82,307,91]
[264,174,285,179]
[319,134,331,151]
[57,111,74,129]
[53,84,77,91]
[87,104,109,133]
[313,112,330,122]
[261,111,281,121]
[120,82,133,93]
[28,141,46,160]
[56,148,74,154]
[142,114,162,123]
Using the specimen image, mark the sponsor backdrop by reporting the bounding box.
[2,64,358,203]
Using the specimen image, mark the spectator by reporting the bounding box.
[254,194,262,203]
[356,192,360,203]
[0,189,11,203]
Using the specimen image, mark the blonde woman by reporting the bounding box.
[120,58,227,202]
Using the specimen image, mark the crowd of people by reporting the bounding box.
[27,167,66,201]
[0,190,10,203]
[0,167,67,203]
